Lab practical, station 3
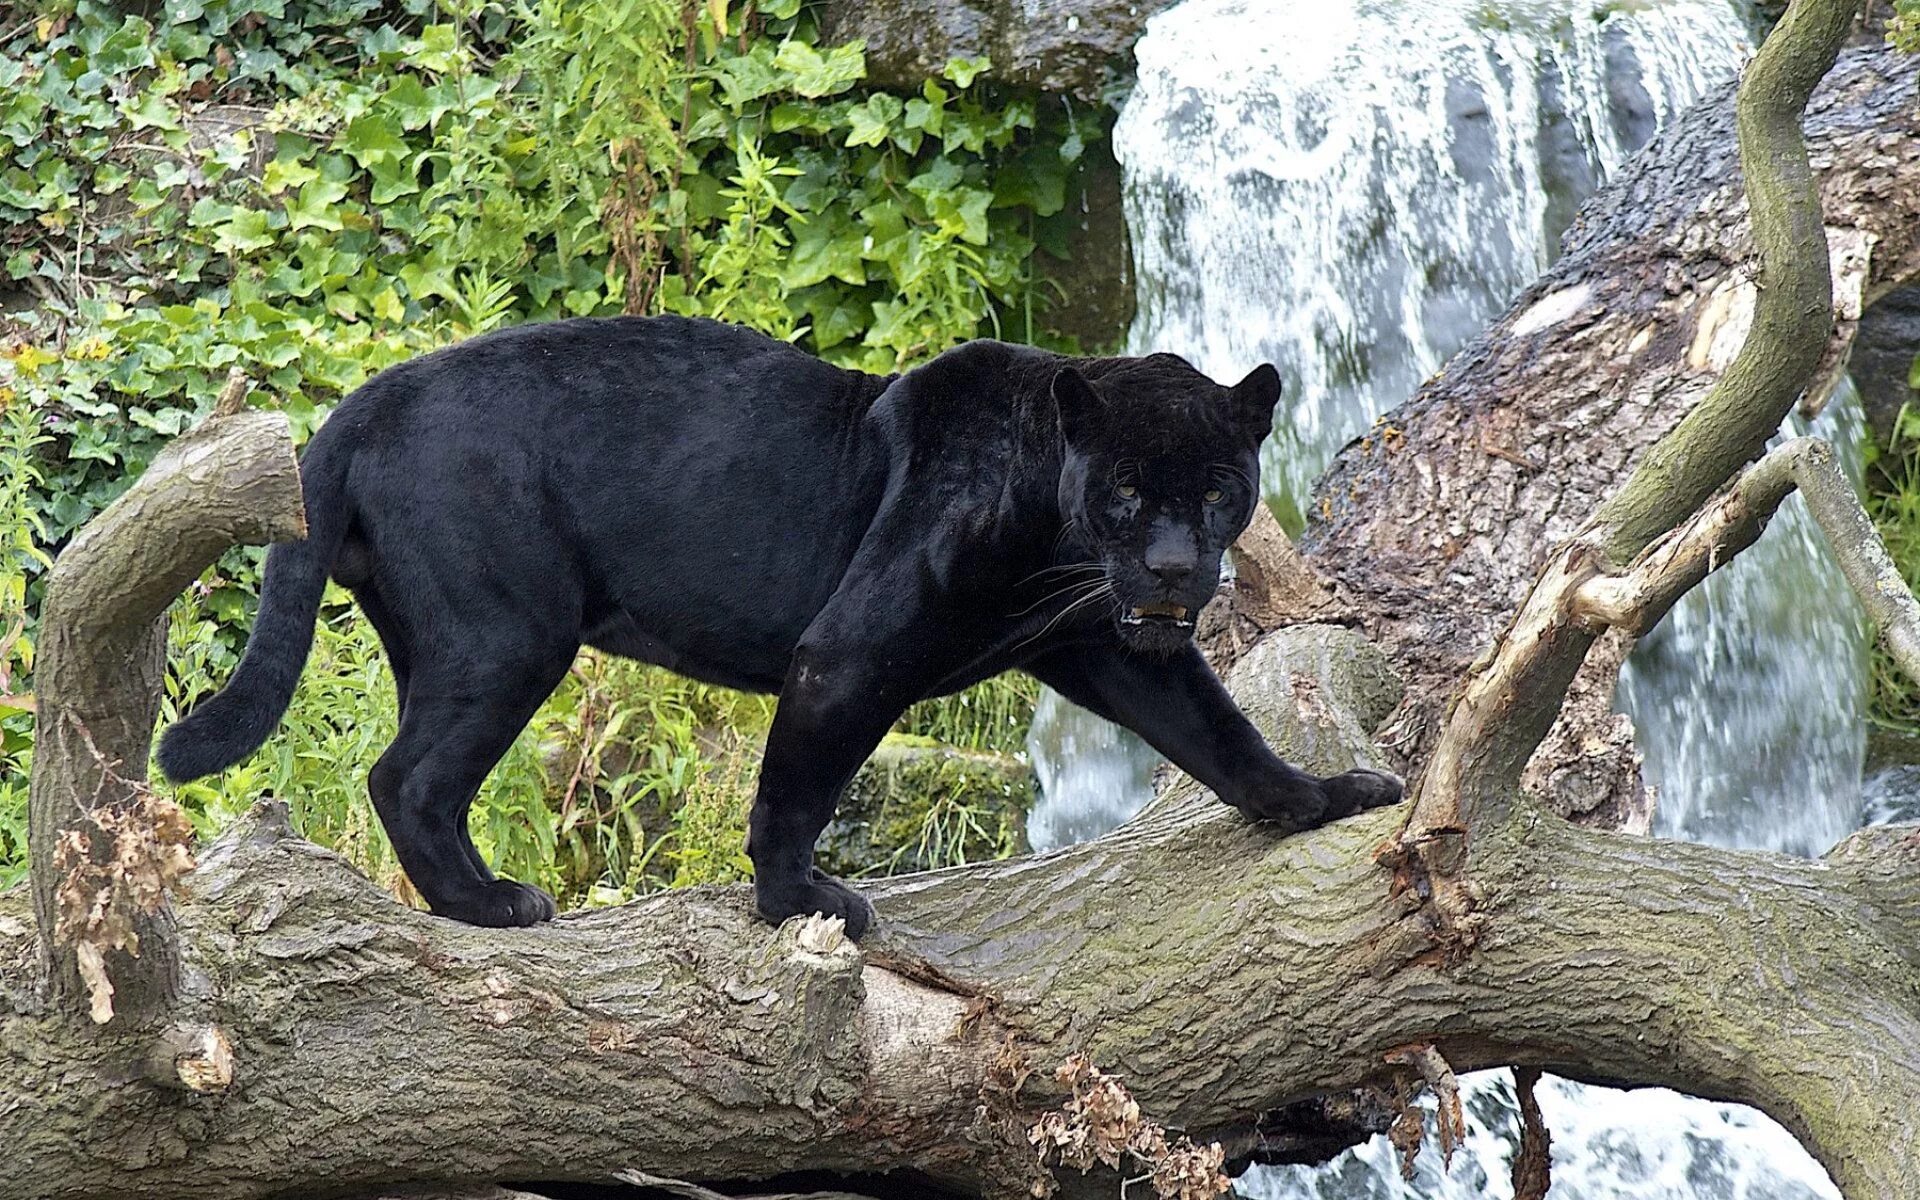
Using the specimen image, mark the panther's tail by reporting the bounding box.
[156,422,354,782]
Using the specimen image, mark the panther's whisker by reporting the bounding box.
[1012,581,1115,652]
[1014,560,1106,590]
[1009,571,1111,617]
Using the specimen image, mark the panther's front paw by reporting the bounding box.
[431,878,557,928]
[1229,779,1330,832]
[1321,767,1405,817]
[756,869,875,940]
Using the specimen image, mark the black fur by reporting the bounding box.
[158,316,1403,935]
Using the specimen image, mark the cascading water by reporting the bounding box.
[1115,0,1752,530]
[1025,0,1873,1193]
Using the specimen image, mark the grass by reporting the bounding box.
[1865,401,1920,732]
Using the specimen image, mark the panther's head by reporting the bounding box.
[1053,354,1281,658]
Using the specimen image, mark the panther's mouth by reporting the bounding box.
[1122,601,1193,627]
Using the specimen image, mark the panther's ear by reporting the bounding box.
[1229,363,1282,444]
[1051,367,1101,446]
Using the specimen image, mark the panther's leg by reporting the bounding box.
[1026,641,1403,831]
[368,651,574,928]
[748,642,915,941]
[357,582,489,884]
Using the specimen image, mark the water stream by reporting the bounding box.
[1026,0,1872,1193]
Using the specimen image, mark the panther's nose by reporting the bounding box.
[1144,545,1196,588]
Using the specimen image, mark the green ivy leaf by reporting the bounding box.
[383,75,446,131]
[844,93,903,148]
[712,41,784,108]
[1909,352,1920,391]
[782,212,866,288]
[772,40,865,98]
[214,208,278,254]
[341,112,408,168]
[943,55,990,88]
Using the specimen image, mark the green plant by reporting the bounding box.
[899,672,1040,754]
[1891,0,1919,52]
[1867,402,1920,730]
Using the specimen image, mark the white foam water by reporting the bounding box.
[1025,0,1866,1193]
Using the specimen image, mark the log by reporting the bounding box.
[3,626,1915,1199]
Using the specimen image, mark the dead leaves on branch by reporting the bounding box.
[1384,1042,1467,1181]
[1028,1054,1230,1200]
[52,779,196,1024]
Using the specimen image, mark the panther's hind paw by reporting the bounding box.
[432,878,557,928]
[756,870,875,940]
[1322,767,1404,817]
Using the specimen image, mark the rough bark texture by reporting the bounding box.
[25,375,304,1023]
[1302,43,1920,822]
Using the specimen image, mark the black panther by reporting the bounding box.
[158,315,1402,936]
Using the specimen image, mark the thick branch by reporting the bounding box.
[1400,0,1863,840]
[1591,0,1860,561]
[1301,44,1920,822]
[26,372,303,1021]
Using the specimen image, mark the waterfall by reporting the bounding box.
[1114,0,1752,529]
[1025,0,1871,1193]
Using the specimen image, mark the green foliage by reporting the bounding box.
[0,0,1078,897]
[1868,405,1920,730]
[899,672,1040,754]
[1890,0,1919,53]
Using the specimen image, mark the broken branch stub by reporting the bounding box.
[26,375,304,1022]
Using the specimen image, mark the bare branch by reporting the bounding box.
[1576,437,1920,685]
[26,395,303,1021]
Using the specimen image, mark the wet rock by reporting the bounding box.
[1037,138,1134,351]
[817,0,1179,99]
[1853,284,1920,446]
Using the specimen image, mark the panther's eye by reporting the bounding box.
[1116,484,1138,500]
[1203,487,1224,504]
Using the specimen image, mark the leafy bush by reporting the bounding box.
[0,0,1092,898]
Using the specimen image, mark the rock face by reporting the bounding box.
[1854,284,1920,445]
[817,0,1178,98]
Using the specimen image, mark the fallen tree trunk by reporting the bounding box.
[7,12,1920,1200]
[4,624,1916,1199]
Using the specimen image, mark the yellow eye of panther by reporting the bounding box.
[1117,484,1138,499]
[1203,488,1224,504]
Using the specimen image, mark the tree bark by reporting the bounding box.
[24,371,303,1026]
[1302,42,1920,825]
[3,625,1916,1199]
